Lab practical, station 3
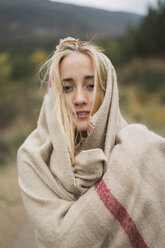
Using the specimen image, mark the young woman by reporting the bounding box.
[17,37,165,248]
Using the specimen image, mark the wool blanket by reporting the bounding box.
[17,55,165,248]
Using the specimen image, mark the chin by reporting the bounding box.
[76,120,89,132]
[77,127,88,132]
[76,125,88,132]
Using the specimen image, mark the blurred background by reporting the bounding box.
[0,0,165,247]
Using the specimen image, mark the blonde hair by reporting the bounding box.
[40,37,107,164]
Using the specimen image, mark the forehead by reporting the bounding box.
[60,51,94,76]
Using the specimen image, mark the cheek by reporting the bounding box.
[91,91,104,115]
[64,94,73,106]
[64,94,75,114]
[88,91,94,104]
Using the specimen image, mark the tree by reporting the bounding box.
[125,0,165,57]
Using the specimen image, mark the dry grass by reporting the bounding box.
[117,58,165,137]
[0,164,26,248]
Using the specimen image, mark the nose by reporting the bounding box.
[73,88,88,106]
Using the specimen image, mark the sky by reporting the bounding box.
[50,0,158,15]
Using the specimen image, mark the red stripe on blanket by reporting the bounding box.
[95,179,148,248]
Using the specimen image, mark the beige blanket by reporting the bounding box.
[17,55,165,248]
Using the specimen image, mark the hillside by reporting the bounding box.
[0,0,142,44]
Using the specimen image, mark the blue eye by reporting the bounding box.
[63,86,72,93]
[87,84,94,89]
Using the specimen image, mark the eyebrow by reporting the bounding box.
[84,75,94,80]
[62,78,73,83]
[62,75,94,83]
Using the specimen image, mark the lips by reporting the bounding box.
[76,111,90,119]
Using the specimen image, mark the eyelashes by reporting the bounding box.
[63,84,94,93]
[63,85,73,93]
[87,84,94,89]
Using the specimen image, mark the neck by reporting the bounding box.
[74,130,87,154]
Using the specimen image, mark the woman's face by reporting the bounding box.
[60,51,94,132]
